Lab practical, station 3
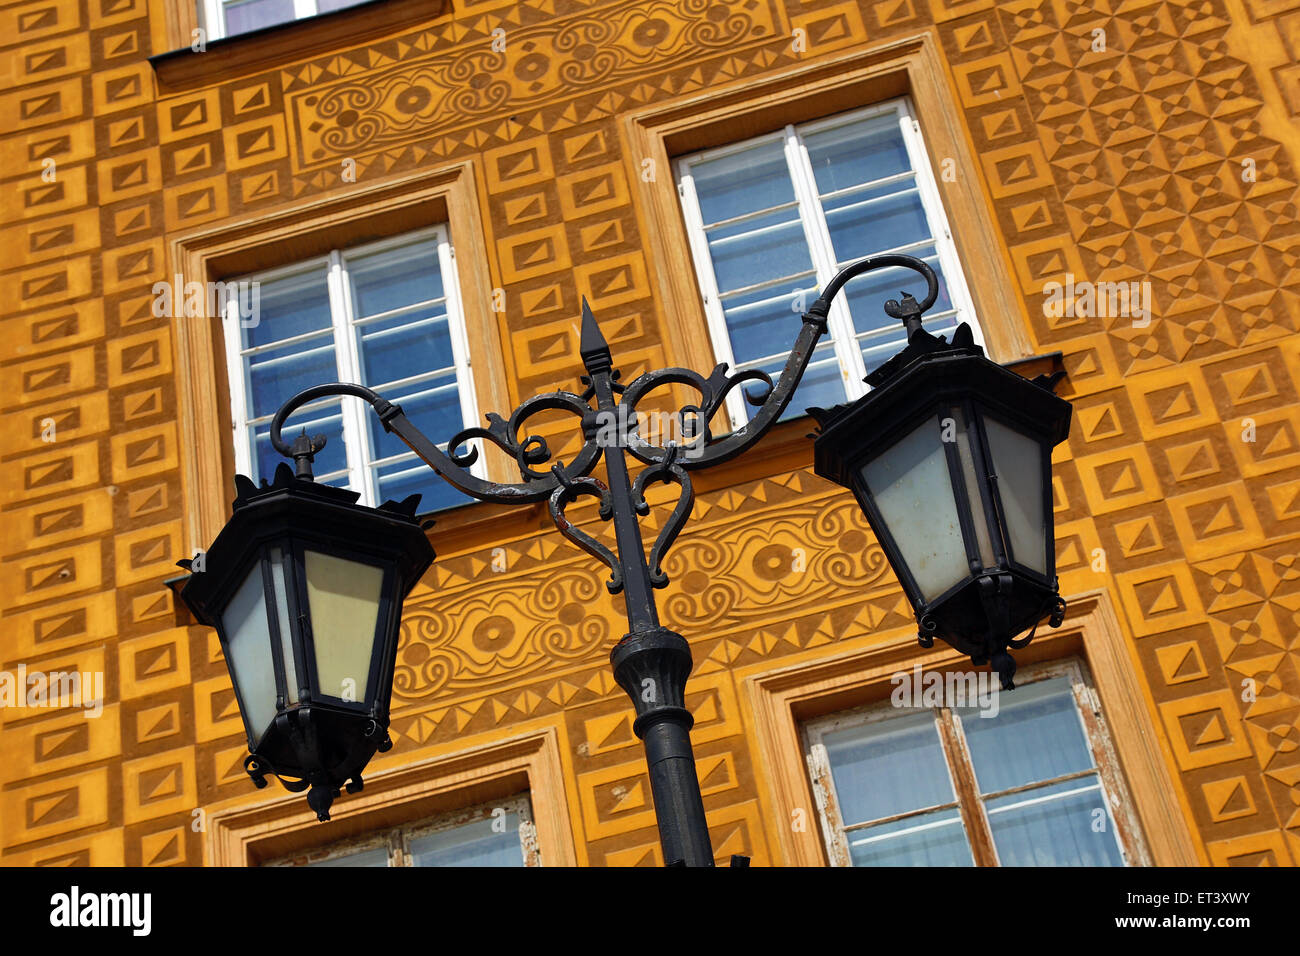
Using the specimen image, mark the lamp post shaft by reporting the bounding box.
[582,302,714,866]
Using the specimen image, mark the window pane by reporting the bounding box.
[822,183,931,261]
[247,337,338,420]
[691,140,792,226]
[847,808,973,867]
[706,211,811,295]
[719,282,816,368]
[804,114,913,194]
[984,776,1124,866]
[223,0,297,36]
[373,456,471,514]
[957,677,1095,794]
[243,265,331,350]
[408,813,525,867]
[347,241,445,321]
[749,342,846,421]
[357,310,454,389]
[304,846,390,867]
[822,711,954,825]
[317,0,368,11]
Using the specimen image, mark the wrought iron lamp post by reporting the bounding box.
[178,253,1070,866]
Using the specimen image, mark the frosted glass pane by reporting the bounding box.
[408,814,524,867]
[861,419,968,601]
[958,677,1094,793]
[823,711,953,824]
[847,808,973,867]
[222,563,277,743]
[306,846,390,868]
[984,416,1048,574]
[305,551,383,702]
[985,776,1123,866]
[268,548,297,705]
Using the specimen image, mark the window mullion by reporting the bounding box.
[783,125,869,398]
[675,160,747,432]
[937,707,1000,866]
[291,0,316,21]
[328,250,372,504]
[436,225,485,481]
[223,295,253,479]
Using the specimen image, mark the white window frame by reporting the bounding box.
[202,0,340,41]
[803,658,1147,867]
[222,224,483,509]
[675,97,985,431]
[263,793,540,867]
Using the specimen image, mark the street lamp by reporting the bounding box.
[808,260,1072,691]
[177,253,1071,864]
[178,462,433,821]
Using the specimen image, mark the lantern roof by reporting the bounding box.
[179,462,434,629]
[809,323,1072,488]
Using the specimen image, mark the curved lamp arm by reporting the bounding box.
[267,253,938,502]
[621,253,940,470]
[268,382,602,505]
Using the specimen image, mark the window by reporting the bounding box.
[201,0,370,40]
[265,794,539,867]
[803,661,1142,866]
[223,227,479,515]
[676,98,981,429]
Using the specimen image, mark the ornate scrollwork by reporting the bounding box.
[267,255,941,640]
[547,464,623,595]
[630,444,694,588]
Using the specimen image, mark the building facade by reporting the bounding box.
[1,0,1298,866]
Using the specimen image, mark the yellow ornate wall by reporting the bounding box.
[1,0,1298,866]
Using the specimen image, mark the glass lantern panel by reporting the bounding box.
[983,415,1048,575]
[304,551,384,703]
[860,416,970,602]
[948,405,996,570]
[221,561,278,744]
[268,547,298,704]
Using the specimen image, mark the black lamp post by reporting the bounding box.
[178,253,1071,863]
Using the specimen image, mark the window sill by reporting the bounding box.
[149,0,449,93]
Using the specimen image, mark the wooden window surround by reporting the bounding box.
[620,32,1038,379]
[205,727,577,866]
[167,161,511,554]
[739,588,1204,867]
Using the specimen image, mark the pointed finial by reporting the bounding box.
[579,295,612,375]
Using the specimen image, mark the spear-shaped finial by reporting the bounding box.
[579,295,612,375]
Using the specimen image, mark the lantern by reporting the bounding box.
[812,319,1072,689]
[179,464,434,820]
